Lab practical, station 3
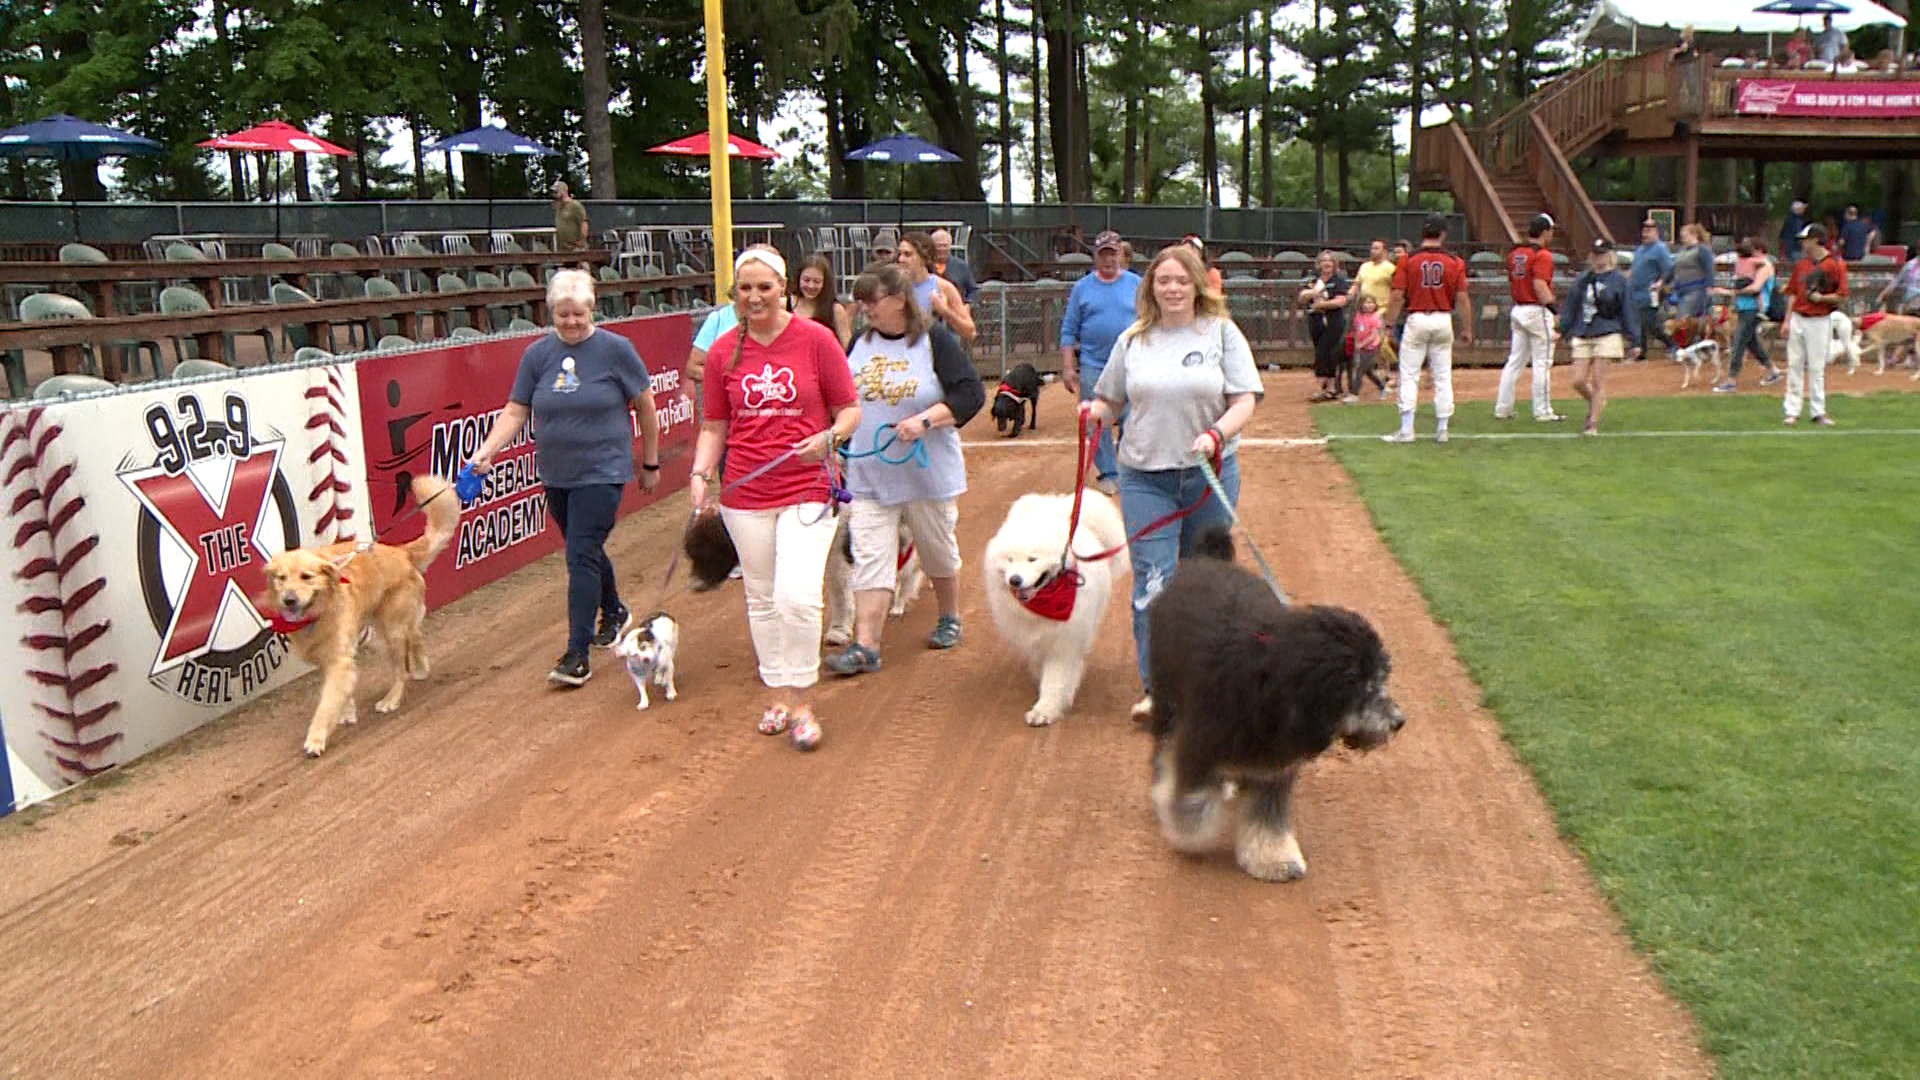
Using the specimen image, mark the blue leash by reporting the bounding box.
[1194,452,1288,605]
[836,423,930,468]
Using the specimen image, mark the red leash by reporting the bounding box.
[1015,412,1218,622]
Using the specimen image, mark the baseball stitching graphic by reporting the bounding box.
[2,408,122,782]
[304,366,357,544]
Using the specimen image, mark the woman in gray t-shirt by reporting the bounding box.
[1083,244,1263,718]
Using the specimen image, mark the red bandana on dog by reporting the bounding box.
[268,613,315,634]
[1017,567,1083,622]
[1861,311,1888,332]
[996,382,1022,401]
[897,542,916,571]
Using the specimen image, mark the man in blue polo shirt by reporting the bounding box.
[1059,230,1140,494]
[1628,217,1676,360]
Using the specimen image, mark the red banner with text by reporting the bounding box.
[1736,79,1920,118]
[355,315,696,609]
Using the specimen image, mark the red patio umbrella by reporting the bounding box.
[198,121,353,240]
[645,131,779,160]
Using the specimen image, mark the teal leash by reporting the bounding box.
[1195,452,1288,605]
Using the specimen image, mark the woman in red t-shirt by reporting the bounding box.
[690,248,860,742]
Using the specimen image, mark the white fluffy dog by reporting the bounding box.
[981,491,1129,727]
[1827,310,1862,373]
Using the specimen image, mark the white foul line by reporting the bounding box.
[967,429,1920,450]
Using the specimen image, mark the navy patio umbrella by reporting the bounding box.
[421,124,560,235]
[0,114,164,241]
[844,135,962,226]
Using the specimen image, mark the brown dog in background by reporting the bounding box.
[1663,314,1727,390]
[260,475,460,757]
[1852,312,1920,376]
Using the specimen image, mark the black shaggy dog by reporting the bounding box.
[1145,527,1404,882]
[991,362,1042,437]
[683,510,738,591]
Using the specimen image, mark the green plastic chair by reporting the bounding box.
[164,242,209,262]
[33,373,114,399]
[58,243,110,264]
[263,242,297,260]
[292,346,333,364]
[172,358,233,379]
[449,326,484,340]
[507,317,539,333]
[376,334,415,351]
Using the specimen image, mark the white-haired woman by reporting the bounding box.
[690,248,861,743]
[1080,243,1262,720]
[822,261,985,677]
[468,268,661,687]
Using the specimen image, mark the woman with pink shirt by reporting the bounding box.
[690,248,861,745]
[1711,237,1783,392]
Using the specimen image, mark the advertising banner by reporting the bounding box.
[0,363,371,810]
[354,315,696,609]
[1736,79,1920,118]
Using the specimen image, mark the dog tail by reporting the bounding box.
[1190,525,1236,562]
[404,475,460,571]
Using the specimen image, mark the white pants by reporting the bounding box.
[1784,313,1831,420]
[847,497,961,593]
[1398,311,1457,420]
[1497,303,1555,418]
[720,503,840,689]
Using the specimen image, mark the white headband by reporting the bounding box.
[734,248,787,281]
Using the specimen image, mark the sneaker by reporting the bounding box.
[728,566,743,580]
[1784,415,1798,425]
[1129,695,1154,724]
[548,648,590,687]
[1535,412,1566,422]
[592,603,633,649]
[1434,428,1450,444]
[1381,431,1415,444]
[1760,371,1782,386]
[1340,394,1359,404]
[1711,381,1736,394]
[1493,409,1513,420]
[927,614,962,650]
[823,642,881,676]
[1091,476,1118,496]
[1812,414,1834,426]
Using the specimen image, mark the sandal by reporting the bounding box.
[758,704,791,736]
[789,707,822,751]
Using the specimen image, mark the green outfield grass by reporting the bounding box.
[1314,392,1920,1080]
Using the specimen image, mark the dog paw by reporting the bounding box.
[1236,827,1307,883]
[302,736,327,758]
[1024,704,1062,727]
[342,706,359,725]
[374,696,401,715]
[665,687,678,701]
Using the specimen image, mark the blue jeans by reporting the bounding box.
[1077,358,1120,481]
[1729,308,1770,378]
[546,483,625,653]
[1116,455,1241,690]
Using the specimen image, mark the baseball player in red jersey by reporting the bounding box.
[1384,215,1474,443]
[1495,214,1564,422]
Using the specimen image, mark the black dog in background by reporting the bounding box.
[1144,527,1405,882]
[991,363,1042,437]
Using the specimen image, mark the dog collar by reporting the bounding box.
[267,612,315,634]
[996,383,1022,399]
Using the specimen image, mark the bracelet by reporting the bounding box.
[642,463,660,472]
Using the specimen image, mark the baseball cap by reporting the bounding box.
[1799,223,1827,242]
[1528,213,1555,237]
[1589,237,1612,254]
[1093,229,1124,252]
[1421,214,1448,238]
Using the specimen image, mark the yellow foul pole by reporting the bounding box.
[702,0,734,299]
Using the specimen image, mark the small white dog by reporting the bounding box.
[824,519,924,647]
[981,490,1129,727]
[1827,310,1861,373]
[613,612,679,710]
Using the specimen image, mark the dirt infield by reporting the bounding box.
[0,363,1811,1079]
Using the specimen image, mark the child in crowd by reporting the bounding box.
[1347,293,1389,401]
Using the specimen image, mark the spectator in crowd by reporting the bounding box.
[791,254,851,347]
[1711,237,1783,392]
[896,232,976,341]
[1080,243,1261,718]
[1299,250,1352,402]
[690,248,861,741]
[552,181,589,254]
[1780,197,1808,259]
[1559,238,1639,436]
[467,269,661,687]
[1815,14,1847,64]
[1838,204,1879,261]
[1348,293,1390,401]
[1875,241,1920,314]
[1629,217,1676,359]
[1384,215,1473,444]
[1353,239,1397,326]
[1783,224,1848,426]
[1667,222,1716,320]
[1182,234,1225,293]
[1496,213,1563,422]
[1671,25,1698,61]
[1785,28,1812,68]
[823,263,984,676]
[929,228,978,304]
[1061,230,1142,496]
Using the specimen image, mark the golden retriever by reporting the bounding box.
[260,475,459,757]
